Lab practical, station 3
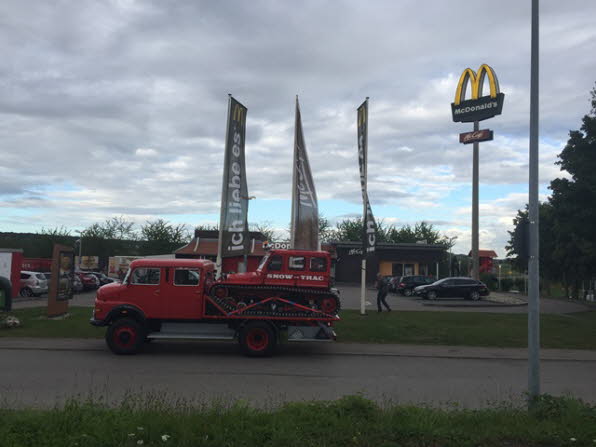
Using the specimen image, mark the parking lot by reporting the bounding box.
[11,284,591,315]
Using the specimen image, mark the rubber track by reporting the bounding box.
[212,284,341,313]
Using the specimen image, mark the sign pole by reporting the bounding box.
[472,120,480,280]
[528,0,541,402]
[216,94,232,279]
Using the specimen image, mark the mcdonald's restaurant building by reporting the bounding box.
[331,242,447,284]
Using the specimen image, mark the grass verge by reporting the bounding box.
[2,307,596,350]
[1,395,595,447]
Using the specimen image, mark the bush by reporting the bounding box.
[480,273,498,291]
[514,278,526,293]
[500,278,513,292]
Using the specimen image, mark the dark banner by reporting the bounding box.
[291,97,319,251]
[357,99,377,256]
[220,97,250,257]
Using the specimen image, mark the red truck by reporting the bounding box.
[91,250,340,357]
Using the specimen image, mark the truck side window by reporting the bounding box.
[174,268,200,286]
[289,256,305,270]
[131,268,160,285]
[310,257,326,272]
[268,255,282,271]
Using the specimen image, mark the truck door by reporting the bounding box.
[165,267,204,319]
[128,266,163,318]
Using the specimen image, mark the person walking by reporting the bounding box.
[376,273,391,312]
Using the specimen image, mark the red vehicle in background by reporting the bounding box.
[90,251,340,357]
[76,271,100,290]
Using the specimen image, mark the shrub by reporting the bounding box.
[480,273,498,291]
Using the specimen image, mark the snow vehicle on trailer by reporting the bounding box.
[90,257,339,357]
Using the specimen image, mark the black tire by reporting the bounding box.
[427,290,437,300]
[470,290,481,301]
[404,288,413,297]
[239,321,277,357]
[20,287,33,297]
[106,318,145,355]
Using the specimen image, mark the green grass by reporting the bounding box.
[2,306,596,350]
[1,395,595,447]
[0,306,98,338]
[336,309,596,349]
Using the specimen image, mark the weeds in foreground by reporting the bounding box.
[1,394,595,447]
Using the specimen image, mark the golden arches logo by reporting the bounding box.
[232,104,245,123]
[454,64,500,106]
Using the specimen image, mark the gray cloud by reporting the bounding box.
[1,0,595,255]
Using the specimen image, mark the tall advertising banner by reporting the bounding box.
[290,97,319,251]
[357,99,377,256]
[217,96,250,275]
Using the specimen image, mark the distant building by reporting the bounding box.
[468,250,498,274]
[333,242,447,283]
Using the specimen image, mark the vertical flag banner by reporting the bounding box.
[357,99,377,256]
[291,97,319,250]
[218,96,250,258]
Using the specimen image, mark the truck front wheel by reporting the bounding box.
[106,318,144,355]
[239,322,277,357]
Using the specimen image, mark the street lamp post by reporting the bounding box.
[75,230,83,271]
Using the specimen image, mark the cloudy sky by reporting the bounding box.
[1,0,595,256]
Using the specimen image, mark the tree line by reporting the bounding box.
[508,84,596,298]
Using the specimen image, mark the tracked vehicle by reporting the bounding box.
[211,249,341,315]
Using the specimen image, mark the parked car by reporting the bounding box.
[75,271,100,290]
[19,271,49,297]
[87,272,117,286]
[396,275,435,296]
[414,277,489,301]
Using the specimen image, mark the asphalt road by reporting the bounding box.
[2,338,595,409]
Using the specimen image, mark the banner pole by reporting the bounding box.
[359,97,369,316]
[290,96,299,249]
[216,94,232,279]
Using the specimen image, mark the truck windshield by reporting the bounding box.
[257,254,269,271]
[122,268,131,284]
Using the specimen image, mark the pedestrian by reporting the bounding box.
[376,273,391,312]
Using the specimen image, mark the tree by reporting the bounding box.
[508,84,596,298]
[141,219,190,244]
[82,216,137,240]
[39,226,71,237]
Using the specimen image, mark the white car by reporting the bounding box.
[19,271,49,297]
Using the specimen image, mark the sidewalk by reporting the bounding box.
[1,337,594,362]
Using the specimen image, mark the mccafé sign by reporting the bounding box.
[451,64,504,123]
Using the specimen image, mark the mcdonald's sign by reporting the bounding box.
[451,64,505,123]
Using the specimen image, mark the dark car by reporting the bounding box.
[395,275,435,296]
[414,277,489,301]
[87,272,117,286]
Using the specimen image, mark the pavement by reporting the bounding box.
[1,337,595,409]
[11,286,592,314]
[336,284,591,314]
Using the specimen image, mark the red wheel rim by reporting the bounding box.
[114,326,137,348]
[320,298,337,313]
[246,328,269,351]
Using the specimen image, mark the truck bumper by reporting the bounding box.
[89,318,106,327]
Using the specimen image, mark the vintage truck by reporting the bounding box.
[90,250,340,356]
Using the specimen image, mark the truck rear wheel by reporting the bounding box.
[239,322,277,357]
[106,318,144,355]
